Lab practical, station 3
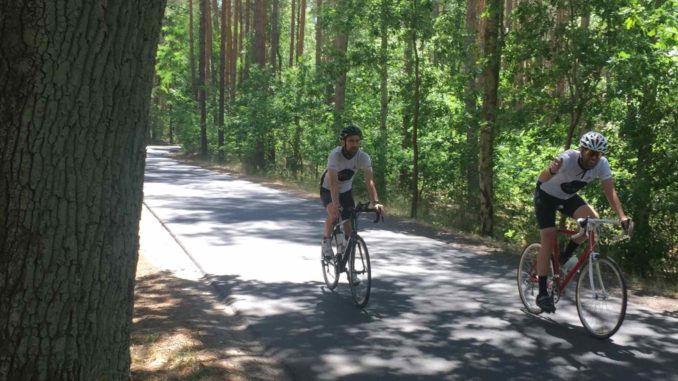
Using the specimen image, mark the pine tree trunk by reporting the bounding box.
[376,0,390,202]
[410,32,421,219]
[253,0,267,66]
[189,0,198,98]
[315,0,323,68]
[290,0,297,66]
[271,0,280,74]
[464,0,480,219]
[479,0,503,236]
[219,0,228,162]
[297,0,307,60]
[0,1,166,379]
[199,0,209,158]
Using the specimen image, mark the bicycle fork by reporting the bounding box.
[587,252,608,300]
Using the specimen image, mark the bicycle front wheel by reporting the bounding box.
[517,243,552,314]
[349,235,371,308]
[576,256,627,339]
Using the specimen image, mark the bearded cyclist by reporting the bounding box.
[320,124,385,260]
[533,131,633,313]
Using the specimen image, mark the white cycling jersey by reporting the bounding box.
[539,149,612,200]
[320,146,372,193]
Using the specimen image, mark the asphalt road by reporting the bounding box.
[142,146,678,381]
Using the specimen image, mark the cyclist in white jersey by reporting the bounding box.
[533,131,633,313]
[320,125,385,259]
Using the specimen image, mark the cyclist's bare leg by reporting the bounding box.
[324,203,340,238]
[538,227,557,276]
[571,204,599,244]
[343,220,352,240]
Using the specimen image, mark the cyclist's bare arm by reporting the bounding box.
[363,168,384,214]
[537,157,563,183]
[601,178,628,221]
[327,168,340,218]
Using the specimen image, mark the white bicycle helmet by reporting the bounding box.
[580,131,608,153]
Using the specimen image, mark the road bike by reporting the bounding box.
[517,217,628,339]
[322,202,383,308]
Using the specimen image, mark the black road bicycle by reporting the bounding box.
[322,202,383,308]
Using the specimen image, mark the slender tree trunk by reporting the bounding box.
[376,0,390,202]
[478,0,503,236]
[410,33,421,218]
[463,0,480,219]
[189,0,198,98]
[315,0,323,68]
[333,30,349,116]
[271,0,280,74]
[297,0,307,60]
[225,0,233,99]
[290,0,297,66]
[400,29,414,189]
[199,0,209,158]
[0,1,166,379]
[218,0,227,162]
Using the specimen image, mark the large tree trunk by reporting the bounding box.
[479,0,503,236]
[0,1,166,379]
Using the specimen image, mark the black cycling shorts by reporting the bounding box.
[534,186,587,229]
[320,187,354,221]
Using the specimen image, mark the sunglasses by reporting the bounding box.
[583,149,603,158]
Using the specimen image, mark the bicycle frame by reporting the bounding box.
[332,202,380,269]
[552,218,614,295]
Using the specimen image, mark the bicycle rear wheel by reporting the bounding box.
[321,230,341,290]
[576,256,627,339]
[349,235,371,308]
[517,243,554,314]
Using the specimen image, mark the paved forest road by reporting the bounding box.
[142,146,678,381]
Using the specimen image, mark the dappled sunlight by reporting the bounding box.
[141,147,678,380]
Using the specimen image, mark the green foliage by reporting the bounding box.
[151,0,677,278]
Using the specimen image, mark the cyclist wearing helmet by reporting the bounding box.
[533,131,633,313]
[320,124,385,259]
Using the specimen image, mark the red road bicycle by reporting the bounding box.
[517,217,628,339]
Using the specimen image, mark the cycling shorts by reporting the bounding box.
[534,186,587,229]
[320,187,354,221]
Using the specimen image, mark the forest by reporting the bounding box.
[150,0,676,279]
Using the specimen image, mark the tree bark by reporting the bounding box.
[297,0,307,60]
[0,1,166,379]
[189,0,198,98]
[479,0,503,236]
[290,0,297,66]
[271,0,280,74]
[199,0,209,158]
[410,32,421,218]
[219,0,228,162]
[315,0,323,68]
[253,0,267,66]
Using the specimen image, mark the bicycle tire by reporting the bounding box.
[575,256,627,339]
[517,243,554,314]
[321,229,341,290]
[349,235,371,308]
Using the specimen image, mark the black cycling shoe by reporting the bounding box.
[536,294,556,313]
